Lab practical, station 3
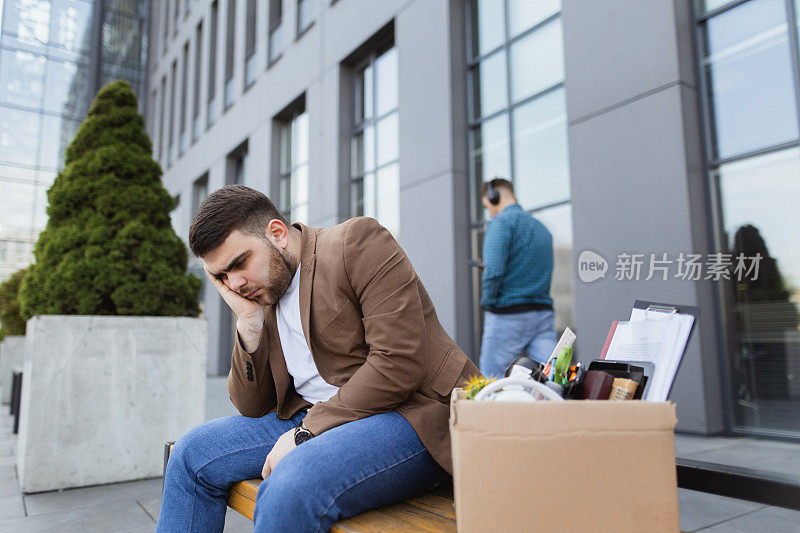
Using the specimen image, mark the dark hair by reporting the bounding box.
[189,185,288,257]
[480,177,514,198]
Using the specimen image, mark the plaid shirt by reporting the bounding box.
[481,204,554,311]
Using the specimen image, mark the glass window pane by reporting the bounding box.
[293,203,308,225]
[532,203,574,333]
[298,0,317,33]
[4,0,52,45]
[508,0,560,38]
[51,0,93,53]
[376,163,400,237]
[375,47,397,117]
[350,177,364,217]
[0,49,46,109]
[269,24,284,62]
[0,107,41,166]
[376,112,398,167]
[350,132,364,177]
[510,19,564,103]
[513,89,570,210]
[0,180,38,240]
[294,111,309,165]
[291,163,309,209]
[704,0,799,159]
[363,124,375,173]
[470,113,510,186]
[279,175,291,212]
[362,172,376,218]
[43,58,80,116]
[715,148,800,434]
[468,0,505,58]
[279,122,291,174]
[470,50,507,119]
[470,114,510,222]
[355,63,373,123]
[40,114,77,169]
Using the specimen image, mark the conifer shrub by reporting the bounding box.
[20,81,200,318]
[0,268,28,340]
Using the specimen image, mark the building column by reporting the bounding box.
[562,0,725,433]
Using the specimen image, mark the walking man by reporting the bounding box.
[478,178,557,376]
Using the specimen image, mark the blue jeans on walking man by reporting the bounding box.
[479,308,558,377]
[157,410,448,532]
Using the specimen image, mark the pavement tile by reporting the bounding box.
[699,504,800,532]
[0,494,25,519]
[0,455,16,467]
[0,499,153,532]
[23,478,163,516]
[678,489,764,532]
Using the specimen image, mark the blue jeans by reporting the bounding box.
[479,309,558,377]
[157,410,448,533]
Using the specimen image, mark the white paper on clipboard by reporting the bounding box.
[628,306,694,401]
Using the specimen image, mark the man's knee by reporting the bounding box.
[254,455,334,527]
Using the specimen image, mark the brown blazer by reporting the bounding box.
[227,217,481,473]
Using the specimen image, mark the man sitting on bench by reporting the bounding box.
[157,185,479,532]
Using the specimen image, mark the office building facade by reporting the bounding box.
[0,0,150,282]
[150,0,800,442]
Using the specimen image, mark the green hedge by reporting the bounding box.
[0,268,28,340]
[20,81,200,318]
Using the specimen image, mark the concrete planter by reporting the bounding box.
[0,335,25,405]
[17,315,207,493]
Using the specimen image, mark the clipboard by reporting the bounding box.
[600,300,699,401]
[632,300,698,400]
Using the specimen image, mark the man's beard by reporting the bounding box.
[241,242,298,306]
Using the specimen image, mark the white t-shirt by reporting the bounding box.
[275,264,340,404]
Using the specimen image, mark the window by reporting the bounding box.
[349,44,400,237]
[245,0,257,87]
[696,0,800,436]
[168,60,177,167]
[173,0,180,35]
[179,41,189,155]
[226,141,249,185]
[268,0,284,64]
[193,21,203,142]
[297,0,317,37]
[207,0,218,128]
[162,0,170,53]
[466,0,574,349]
[159,75,166,163]
[224,0,236,109]
[275,97,309,223]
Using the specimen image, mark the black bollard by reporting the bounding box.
[11,371,22,434]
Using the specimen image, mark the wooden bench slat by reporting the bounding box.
[167,445,455,531]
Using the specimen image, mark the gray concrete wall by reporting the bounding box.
[153,0,472,373]
[17,316,207,493]
[562,0,724,433]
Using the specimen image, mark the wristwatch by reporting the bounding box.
[294,422,314,445]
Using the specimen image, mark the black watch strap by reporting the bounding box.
[294,422,314,445]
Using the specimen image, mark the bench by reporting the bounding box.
[165,443,457,531]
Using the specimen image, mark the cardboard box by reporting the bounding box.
[450,389,679,532]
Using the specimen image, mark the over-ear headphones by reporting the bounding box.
[486,179,501,205]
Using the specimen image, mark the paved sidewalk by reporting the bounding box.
[0,377,799,531]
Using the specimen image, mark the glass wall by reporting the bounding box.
[349,44,399,237]
[697,0,800,436]
[0,0,148,282]
[466,0,574,352]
